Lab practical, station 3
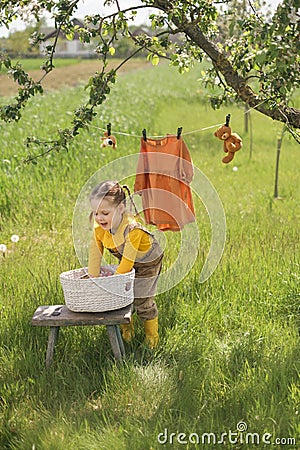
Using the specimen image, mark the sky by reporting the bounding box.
[0,0,154,37]
[0,0,282,38]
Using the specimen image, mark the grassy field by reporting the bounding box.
[0,58,81,73]
[0,60,299,449]
[0,58,150,96]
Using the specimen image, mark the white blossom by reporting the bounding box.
[0,244,7,253]
[233,166,238,172]
[17,1,44,22]
[11,234,20,243]
[287,8,300,25]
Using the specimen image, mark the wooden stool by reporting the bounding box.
[31,304,132,368]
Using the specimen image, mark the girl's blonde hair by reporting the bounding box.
[89,180,140,220]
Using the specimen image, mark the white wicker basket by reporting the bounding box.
[59,266,135,312]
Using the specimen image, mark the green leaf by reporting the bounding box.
[65,32,74,41]
[151,55,160,66]
[84,77,93,90]
[109,47,116,56]
[255,50,267,65]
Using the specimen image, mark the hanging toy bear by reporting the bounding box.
[214,114,242,164]
[101,131,117,149]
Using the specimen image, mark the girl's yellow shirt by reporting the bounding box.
[88,214,151,277]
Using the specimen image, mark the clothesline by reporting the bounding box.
[88,99,268,139]
[89,122,223,139]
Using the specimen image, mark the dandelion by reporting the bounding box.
[233,166,238,172]
[0,244,7,253]
[11,234,20,243]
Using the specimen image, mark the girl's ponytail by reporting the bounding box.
[122,185,143,221]
[89,180,144,224]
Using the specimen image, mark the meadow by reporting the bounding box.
[0,60,299,449]
[0,58,81,73]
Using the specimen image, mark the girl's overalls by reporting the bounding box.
[108,222,163,321]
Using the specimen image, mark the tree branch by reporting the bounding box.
[247,0,264,24]
[39,0,80,80]
[23,44,147,163]
[153,0,300,130]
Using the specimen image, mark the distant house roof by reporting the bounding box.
[130,25,184,44]
[43,18,85,40]
[131,26,155,37]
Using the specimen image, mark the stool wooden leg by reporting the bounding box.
[106,325,124,361]
[46,326,59,369]
[116,325,125,357]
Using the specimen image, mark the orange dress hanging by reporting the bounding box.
[134,134,195,231]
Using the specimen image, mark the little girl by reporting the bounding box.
[88,180,163,348]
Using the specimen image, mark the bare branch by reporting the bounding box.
[39,0,81,82]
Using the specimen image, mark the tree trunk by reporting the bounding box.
[249,111,253,160]
[244,105,249,134]
[274,138,282,198]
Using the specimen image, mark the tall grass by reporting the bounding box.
[0,62,299,449]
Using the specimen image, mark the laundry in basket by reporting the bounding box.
[59,266,135,312]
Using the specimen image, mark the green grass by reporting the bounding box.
[0,62,299,449]
[0,58,83,73]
